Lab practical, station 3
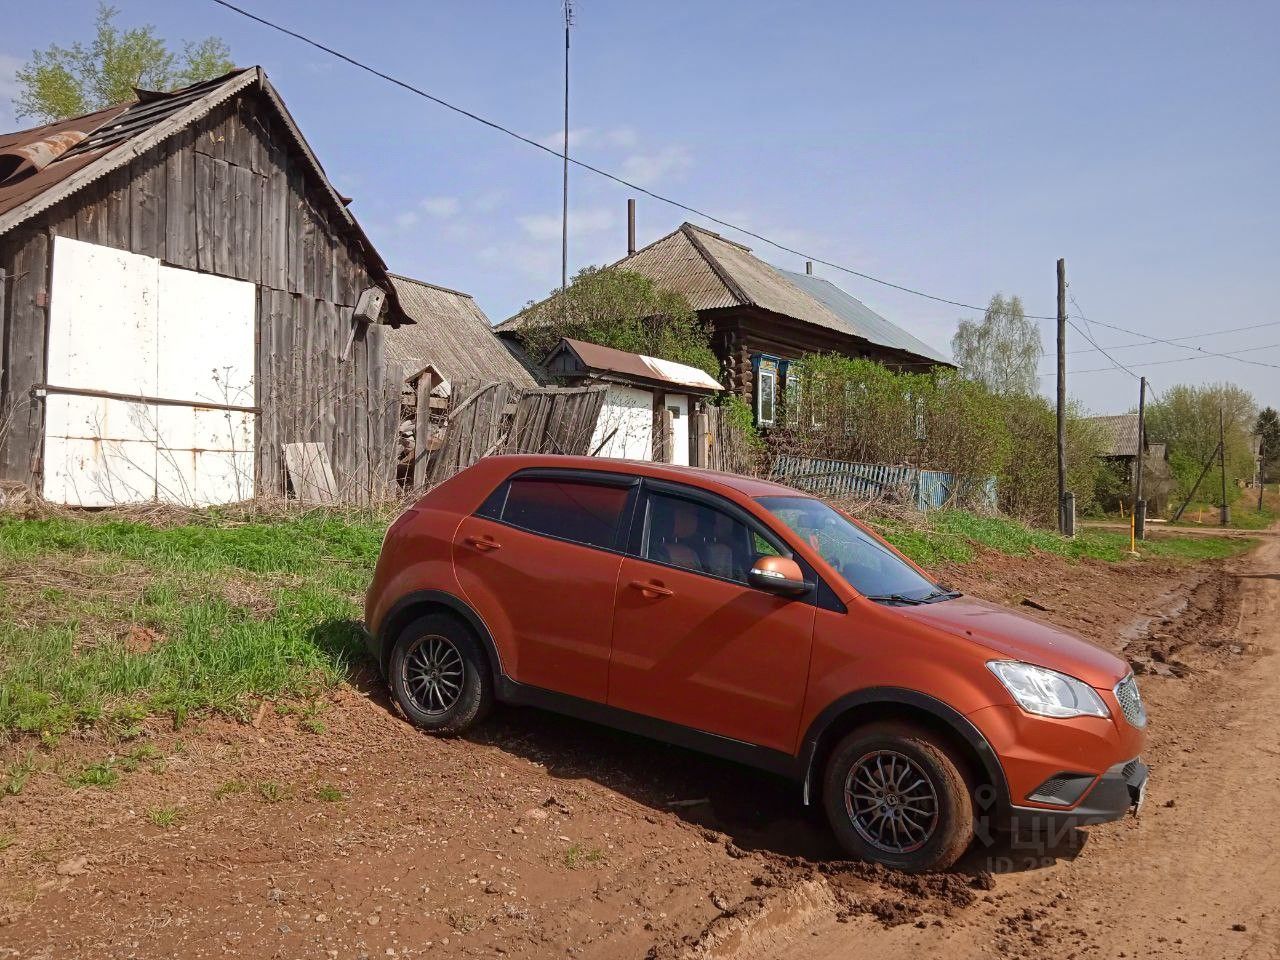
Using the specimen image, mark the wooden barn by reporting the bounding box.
[0,67,409,506]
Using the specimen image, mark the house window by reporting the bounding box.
[843,383,857,437]
[785,368,801,428]
[810,375,826,429]
[906,392,927,441]
[754,356,779,427]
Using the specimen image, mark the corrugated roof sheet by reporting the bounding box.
[495,222,951,367]
[559,337,722,392]
[780,269,952,365]
[0,67,409,325]
[1088,414,1142,458]
[387,275,535,386]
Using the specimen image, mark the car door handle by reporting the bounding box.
[464,535,502,552]
[629,579,674,598]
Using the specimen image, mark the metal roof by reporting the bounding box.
[1088,414,1142,458]
[386,275,535,386]
[496,222,951,367]
[780,269,952,365]
[553,337,722,393]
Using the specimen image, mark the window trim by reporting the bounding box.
[475,467,640,554]
[753,354,780,428]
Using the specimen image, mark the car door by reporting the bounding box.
[608,481,816,754]
[453,469,636,703]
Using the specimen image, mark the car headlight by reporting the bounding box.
[987,661,1110,720]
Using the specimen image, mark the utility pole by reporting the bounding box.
[1134,376,1147,540]
[560,0,573,318]
[1056,258,1072,535]
[1219,407,1230,526]
[1260,437,1266,512]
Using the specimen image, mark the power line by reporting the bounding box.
[1065,318,1140,380]
[1068,343,1280,375]
[207,0,1280,374]
[205,0,1058,318]
[1064,318,1280,355]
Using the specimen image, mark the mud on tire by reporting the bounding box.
[389,613,493,735]
[822,720,974,873]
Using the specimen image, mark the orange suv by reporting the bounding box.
[365,456,1148,872]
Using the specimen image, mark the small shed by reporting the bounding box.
[544,337,721,465]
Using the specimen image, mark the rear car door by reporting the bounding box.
[608,481,817,754]
[453,469,636,703]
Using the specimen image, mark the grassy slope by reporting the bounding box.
[0,513,388,740]
[0,508,1255,740]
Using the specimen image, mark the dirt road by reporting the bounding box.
[2,540,1277,959]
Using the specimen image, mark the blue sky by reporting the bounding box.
[3,1,1277,414]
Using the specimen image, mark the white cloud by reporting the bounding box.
[518,206,615,242]
[0,53,24,130]
[394,210,419,229]
[472,189,506,213]
[537,126,638,152]
[619,145,693,186]
[420,195,460,218]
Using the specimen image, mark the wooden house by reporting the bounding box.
[495,221,952,427]
[0,67,409,506]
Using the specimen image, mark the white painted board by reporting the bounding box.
[590,385,653,461]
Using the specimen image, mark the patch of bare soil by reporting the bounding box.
[2,543,1276,960]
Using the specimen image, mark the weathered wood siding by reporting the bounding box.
[0,91,400,499]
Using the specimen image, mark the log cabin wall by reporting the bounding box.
[0,89,402,500]
[706,307,915,414]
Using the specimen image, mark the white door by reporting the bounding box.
[664,393,690,466]
[43,236,256,507]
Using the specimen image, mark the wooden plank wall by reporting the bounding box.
[0,89,401,500]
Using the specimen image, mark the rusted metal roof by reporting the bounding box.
[0,67,409,325]
[553,337,722,393]
[1088,414,1142,458]
[495,222,951,367]
[386,275,535,386]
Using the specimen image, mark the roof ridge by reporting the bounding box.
[389,273,475,299]
[679,220,753,252]
[680,223,753,307]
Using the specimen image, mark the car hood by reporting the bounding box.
[893,596,1128,689]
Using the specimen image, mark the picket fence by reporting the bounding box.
[770,454,997,511]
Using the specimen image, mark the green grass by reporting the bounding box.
[0,512,385,738]
[315,784,344,802]
[4,754,35,796]
[562,842,605,869]
[873,509,1256,567]
[256,780,291,804]
[65,761,120,790]
[147,806,183,828]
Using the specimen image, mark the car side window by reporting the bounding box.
[643,492,781,584]
[500,477,629,550]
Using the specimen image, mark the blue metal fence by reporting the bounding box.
[770,454,997,511]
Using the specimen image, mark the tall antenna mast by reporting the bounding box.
[561,0,573,315]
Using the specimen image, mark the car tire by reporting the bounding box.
[822,721,974,873]
[388,613,492,735]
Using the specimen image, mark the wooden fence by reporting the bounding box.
[418,380,607,486]
[770,453,997,511]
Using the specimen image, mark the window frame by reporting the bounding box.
[475,467,641,554]
[754,355,779,428]
[624,479,852,615]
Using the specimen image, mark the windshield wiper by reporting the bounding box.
[923,588,963,602]
[866,593,926,606]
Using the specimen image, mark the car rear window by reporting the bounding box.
[500,477,629,550]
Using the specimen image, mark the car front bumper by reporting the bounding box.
[1006,757,1149,831]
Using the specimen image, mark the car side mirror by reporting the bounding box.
[748,555,812,597]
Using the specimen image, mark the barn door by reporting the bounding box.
[42,236,255,507]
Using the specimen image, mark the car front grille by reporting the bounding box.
[1115,674,1148,729]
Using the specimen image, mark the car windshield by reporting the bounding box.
[756,496,952,603]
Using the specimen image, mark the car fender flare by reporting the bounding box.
[375,589,505,681]
[797,687,1009,811]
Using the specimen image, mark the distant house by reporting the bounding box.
[544,337,721,465]
[385,274,535,389]
[0,67,410,506]
[496,221,952,426]
[1088,414,1174,513]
